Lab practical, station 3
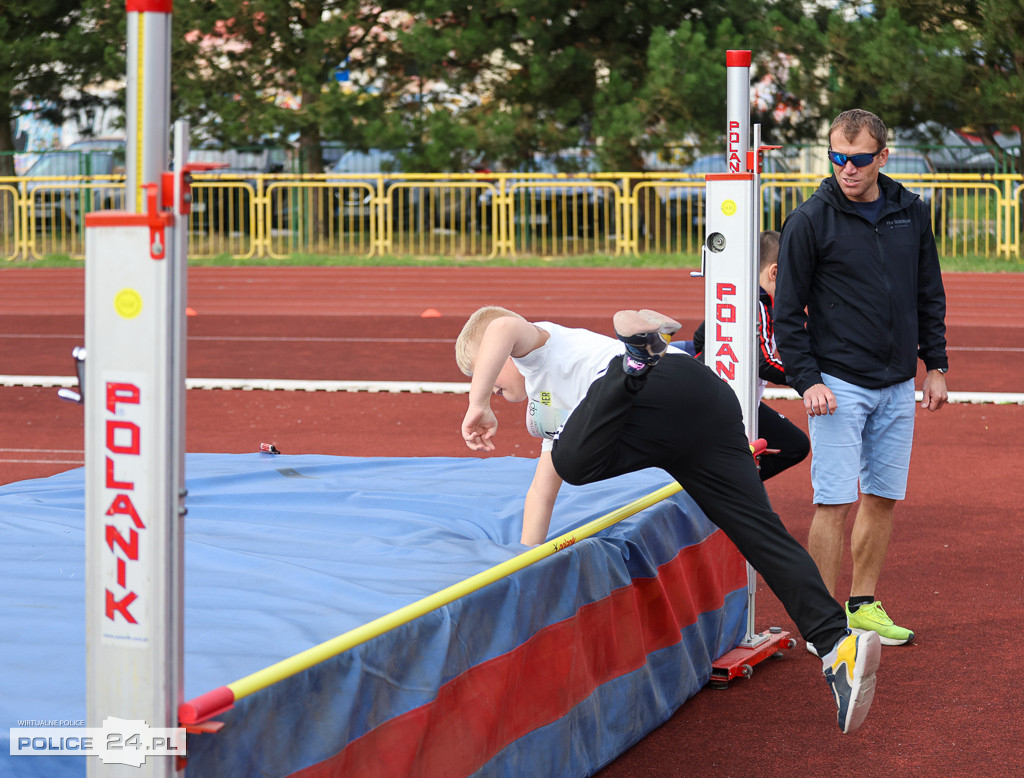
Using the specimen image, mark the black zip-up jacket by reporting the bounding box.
[774,173,948,394]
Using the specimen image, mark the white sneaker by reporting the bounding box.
[821,630,882,734]
[613,310,681,375]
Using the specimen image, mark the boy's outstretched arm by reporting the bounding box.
[522,451,562,545]
[462,316,547,451]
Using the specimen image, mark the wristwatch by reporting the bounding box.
[936,367,948,374]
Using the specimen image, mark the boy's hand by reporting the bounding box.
[462,405,498,451]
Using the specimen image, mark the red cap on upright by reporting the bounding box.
[126,0,173,11]
[726,50,752,67]
[178,686,235,725]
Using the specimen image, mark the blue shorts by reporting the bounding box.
[808,373,916,504]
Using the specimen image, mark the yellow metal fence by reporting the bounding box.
[2,171,1020,261]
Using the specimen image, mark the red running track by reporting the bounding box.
[2,266,1023,776]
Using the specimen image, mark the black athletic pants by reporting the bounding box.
[757,401,810,481]
[551,354,847,652]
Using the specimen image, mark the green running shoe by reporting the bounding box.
[846,600,915,646]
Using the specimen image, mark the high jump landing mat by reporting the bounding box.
[1,454,749,777]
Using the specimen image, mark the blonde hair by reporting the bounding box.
[454,306,525,376]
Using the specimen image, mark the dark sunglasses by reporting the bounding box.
[827,148,884,168]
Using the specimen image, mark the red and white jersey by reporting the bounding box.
[757,288,787,404]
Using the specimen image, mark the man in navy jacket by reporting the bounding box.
[774,109,948,650]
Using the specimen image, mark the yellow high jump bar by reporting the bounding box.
[178,482,683,725]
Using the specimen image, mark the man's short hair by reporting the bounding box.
[454,306,524,376]
[829,109,888,150]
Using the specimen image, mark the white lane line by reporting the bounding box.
[763,388,1024,405]
[0,458,84,465]
[2,334,453,344]
[0,448,82,453]
[2,375,1022,404]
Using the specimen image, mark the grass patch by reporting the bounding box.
[9,252,701,270]
[190,252,701,269]
[8,251,1024,273]
[937,254,1024,273]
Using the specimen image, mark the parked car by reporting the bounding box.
[329,149,402,229]
[884,151,947,236]
[653,153,801,236]
[478,154,614,238]
[19,139,126,231]
[20,139,286,234]
[329,149,488,232]
[188,162,289,233]
[958,147,1020,175]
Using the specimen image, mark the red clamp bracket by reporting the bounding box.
[138,183,175,260]
[749,437,781,471]
[161,162,228,215]
[747,145,782,175]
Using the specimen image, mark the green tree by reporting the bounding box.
[755,3,837,147]
[171,0,411,175]
[0,0,123,177]
[163,0,869,174]
[815,0,1023,172]
[394,0,819,173]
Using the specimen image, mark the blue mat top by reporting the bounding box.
[0,454,688,729]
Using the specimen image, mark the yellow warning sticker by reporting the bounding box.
[722,199,737,216]
[114,288,143,319]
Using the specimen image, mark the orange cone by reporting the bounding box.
[420,308,441,318]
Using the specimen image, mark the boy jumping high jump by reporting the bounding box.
[455,307,881,734]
